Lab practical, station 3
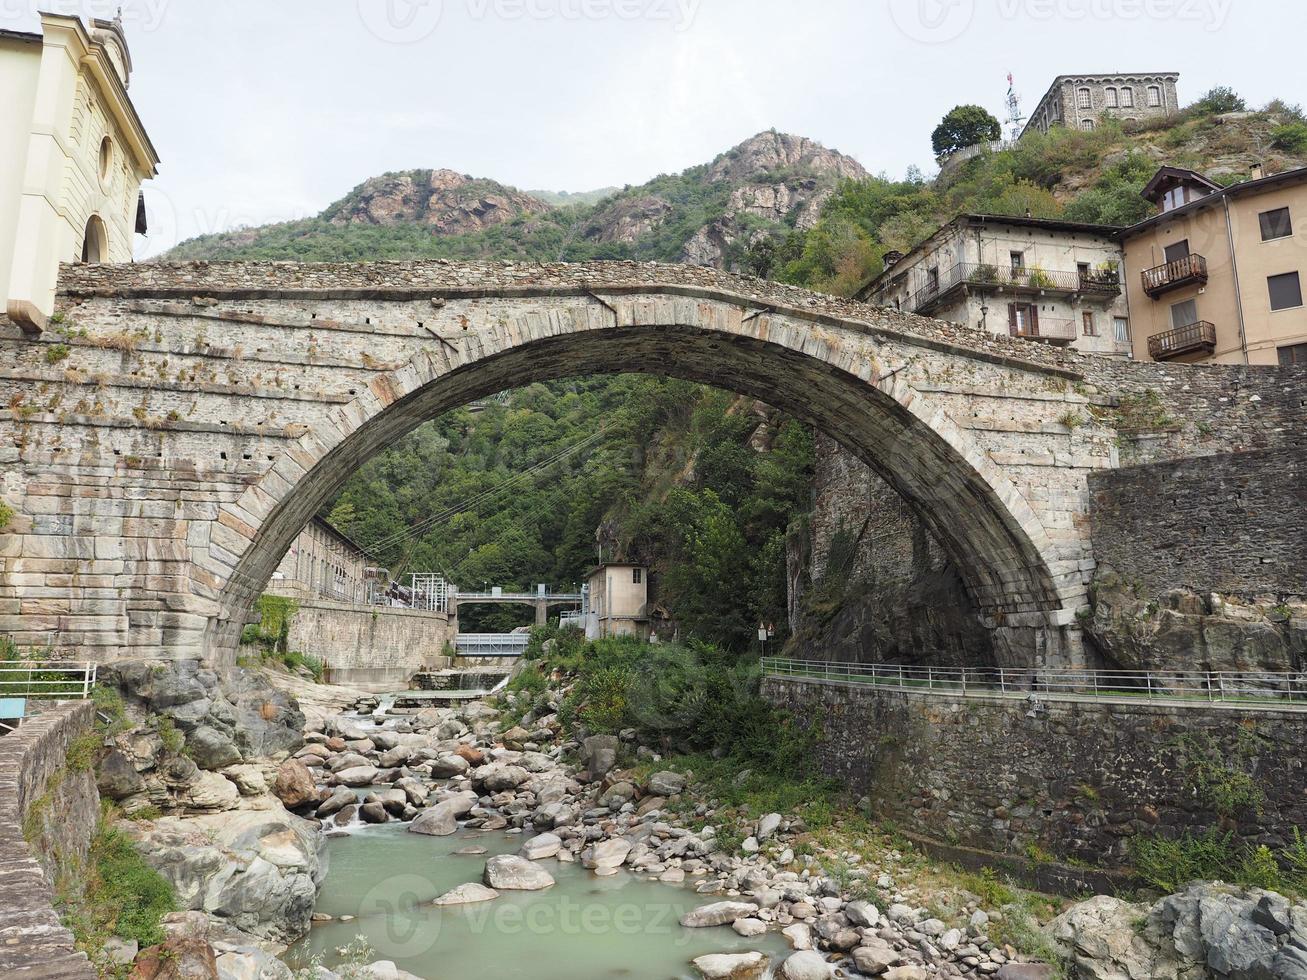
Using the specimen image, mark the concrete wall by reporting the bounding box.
[765,676,1307,868]
[285,597,452,691]
[0,701,98,978]
[1088,447,1307,598]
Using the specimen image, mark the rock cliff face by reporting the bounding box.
[323,168,551,234]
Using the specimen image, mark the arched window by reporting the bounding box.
[1081,119,1095,131]
[1147,86,1162,107]
[98,136,113,183]
[1077,88,1092,109]
[81,215,108,263]
[1105,87,1119,108]
[1121,87,1135,108]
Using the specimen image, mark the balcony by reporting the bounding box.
[1141,254,1208,298]
[910,262,1121,314]
[1148,320,1217,361]
[1012,317,1077,345]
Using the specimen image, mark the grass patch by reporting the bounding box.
[1129,827,1307,897]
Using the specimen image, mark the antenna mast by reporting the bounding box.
[1004,73,1026,142]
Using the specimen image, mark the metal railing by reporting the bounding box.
[454,634,531,657]
[0,661,98,700]
[1141,253,1208,296]
[1011,317,1076,342]
[1148,320,1217,361]
[911,262,1121,312]
[761,657,1307,709]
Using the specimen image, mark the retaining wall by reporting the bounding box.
[283,597,453,691]
[764,676,1307,868]
[0,700,98,978]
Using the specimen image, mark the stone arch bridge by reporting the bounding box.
[0,261,1299,670]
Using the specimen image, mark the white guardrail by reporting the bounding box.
[761,657,1307,708]
[0,661,98,699]
[454,634,531,657]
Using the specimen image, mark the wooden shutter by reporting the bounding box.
[1008,304,1018,335]
[1029,305,1040,336]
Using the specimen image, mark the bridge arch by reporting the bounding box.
[203,289,1073,667]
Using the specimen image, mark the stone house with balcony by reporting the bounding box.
[1120,164,1307,365]
[268,517,379,605]
[857,214,1134,356]
[1022,73,1180,137]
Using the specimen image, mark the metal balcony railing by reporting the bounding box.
[1012,317,1077,343]
[1141,254,1208,297]
[910,262,1121,313]
[1148,320,1217,361]
[761,657,1307,710]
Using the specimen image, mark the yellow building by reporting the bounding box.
[1121,165,1307,365]
[584,563,650,641]
[0,12,158,334]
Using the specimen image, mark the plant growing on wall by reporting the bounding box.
[1173,730,1267,818]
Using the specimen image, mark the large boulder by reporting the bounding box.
[692,951,770,979]
[647,770,686,796]
[129,937,218,980]
[471,763,530,793]
[334,765,379,787]
[680,901,760,928]
[128,808,325,945]
[187,726,242,770]
[581,838,632,870]
[98,749,146,800]
[520,833,562,860]
[482,855,555,891]
[580,734,620,780]
[408,794,477,836]
[779,951,831,980]
[272,760,318,810]
[433,882,500,906]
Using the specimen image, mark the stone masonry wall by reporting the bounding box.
[1088,447,1307,599]
[0,701,98,978]
[279,597,453,691]
[765,677,1307,868]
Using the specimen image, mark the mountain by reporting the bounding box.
[164,131,867,272]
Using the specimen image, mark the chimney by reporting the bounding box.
[882,250,905,270]
[1250,162,1265,181]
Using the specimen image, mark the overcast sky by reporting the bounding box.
[8,0,1303,256]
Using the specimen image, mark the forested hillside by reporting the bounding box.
[169,90,1305,649]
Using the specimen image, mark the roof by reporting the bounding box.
[1122,165,1307,237]
[586,561,646,577]
[1140,166,1222,203]
[0,27,41,44]
[310,516,376,561]
[857,213,1125,299]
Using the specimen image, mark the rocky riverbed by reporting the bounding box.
[90,659,1307,980]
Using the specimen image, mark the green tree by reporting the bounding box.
[1192,86,1247,115]
[932,105,1002,156]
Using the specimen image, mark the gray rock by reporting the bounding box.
[188,725,243,770]
[692,951,770,979]
[732,917,767,937]
[408,794,476,836]
[779,950,832,980]
[97,749,145,799]
[757,812,782,841]
[845,900,880,928]
[428,754,470,778]
[647,770,686,796]
[852,939,900,974]
[432,882,500,906]
[520,833,562,860]
[580,734,620,780]
[680,901,760,928]
[472,763,530,792]
[334,765,379,787]
[581,838,632,870]
[483,855,555,891]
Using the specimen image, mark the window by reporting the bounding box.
[1077,262,1091,284]
[1105,87,1119,108]
[1121,87,1135,108]
[1260,207,1293,241]
[1082,312,1098,336]
[1078,88,1092,109]
[1008,303,1039,337]
[1114,316,1131,343]
[632,568,642,584]
[1164,239,1191,264]
[1268,271,1303,311]
[1080,119,1095,131]
[1279,343,1307,365]
[1147,86,1162,107]
[81,215,107,263]
[1010,251,1025,272]
[98,136,113,182]
[1171,299,1199,329]
[926,266,939,292]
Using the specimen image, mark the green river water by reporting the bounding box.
[286,823,791,979]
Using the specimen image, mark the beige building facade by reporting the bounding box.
[0,13,157,333]
[269,518,378,605]
[584,563,650,640]
[859,215,1133,357]
[1022,73,1180,137]
[1121,165,1307,365]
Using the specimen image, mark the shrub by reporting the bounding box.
[1271,123,1307,153]
[81,823,176,948]
[44,344,71,365]
[1191,86,1247,116]
[0,501,13,532]
[932,105,1002,156]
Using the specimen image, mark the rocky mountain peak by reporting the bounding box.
[324,168,551,235]
[708,131,868,184]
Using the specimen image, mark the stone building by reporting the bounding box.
[583,563,650,640]
[268,518,378,605]
[1120,164,1307,364]
[1022,73,1180,137]
[0,12,158,333]
[858,214,1134,357]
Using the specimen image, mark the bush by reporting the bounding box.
[932,105,1002,157]
[1191,86,1247,115]
[1271,123,1307,153]
[81,823,176,949]
[1129,827,1307,897]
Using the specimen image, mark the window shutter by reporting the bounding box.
[1029,305,1040,336]
[1008,304,1018,335]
